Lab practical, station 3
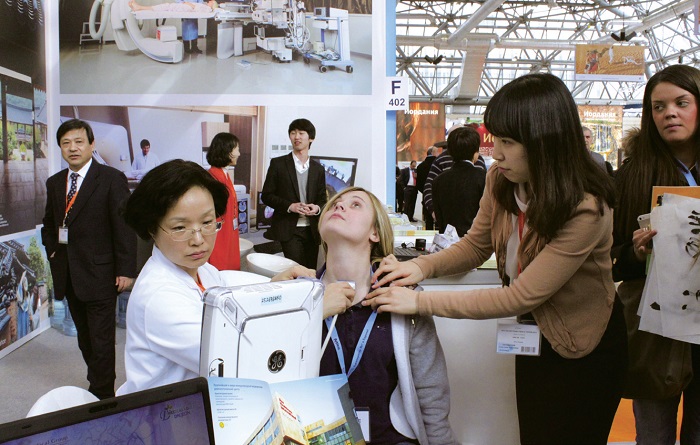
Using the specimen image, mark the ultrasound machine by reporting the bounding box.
[199,278,324,383]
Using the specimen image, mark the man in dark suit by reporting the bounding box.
[261,119,327,269]
[432,126,486,237]
[415,142,443,229]
[395,165,404,213]
[400,160,419,222]
[424,128,487,224]
[42,119,136,399]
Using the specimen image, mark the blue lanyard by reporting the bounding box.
[322,266,377,377]
[325,311,377,377]
[676,159,698,186]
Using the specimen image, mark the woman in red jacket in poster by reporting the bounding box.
[207,132,241,270]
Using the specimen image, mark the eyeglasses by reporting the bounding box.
[159,221,222,241]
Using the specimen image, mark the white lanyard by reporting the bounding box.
[323,267,377,377]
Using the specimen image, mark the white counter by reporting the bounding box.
[420,269,521,445]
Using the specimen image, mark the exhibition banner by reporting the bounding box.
[396,102,446,163]
[574,44,645,82]
[477,124,494,157]
[577,105,623,168]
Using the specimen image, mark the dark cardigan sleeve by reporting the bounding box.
[611,161,648,282]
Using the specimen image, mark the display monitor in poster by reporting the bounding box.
[311,155,358,197]
[256,192,274,230]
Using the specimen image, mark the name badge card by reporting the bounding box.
[355,407,370,441]
[58,226,69,244]
[496,320,541,356]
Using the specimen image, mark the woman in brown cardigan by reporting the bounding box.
[366,73,627,445]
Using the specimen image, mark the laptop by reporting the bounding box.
[394,246,430,261]
[200,278,324,383]
[0,378,215,445]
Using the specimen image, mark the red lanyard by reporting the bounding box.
[517,211,525,275]
[195,273,206,293]
[62,186,80,226]
[65,191,78,216]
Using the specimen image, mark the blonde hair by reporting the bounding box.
[318,187,394,265]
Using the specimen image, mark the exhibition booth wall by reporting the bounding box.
[0,1,530,443]
[0,0,392,402]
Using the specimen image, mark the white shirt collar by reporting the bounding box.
[292,152,309,173]
[70,158,93,179]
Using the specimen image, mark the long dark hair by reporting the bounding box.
[615,65,700,238]
[484,73,615,240]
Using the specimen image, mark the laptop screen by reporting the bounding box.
[0,378,215,445]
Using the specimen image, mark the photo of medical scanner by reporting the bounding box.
[88,0,353,69]
[200,279,324,384]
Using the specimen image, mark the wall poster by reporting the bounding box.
[0,0,50,358]
[578,105,623,169]
[574,43,645,82]
[396,102,445,163]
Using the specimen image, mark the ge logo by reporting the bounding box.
[268,350,286,373]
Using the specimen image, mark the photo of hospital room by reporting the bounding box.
[57,104,372,197]
[58,0,372,95]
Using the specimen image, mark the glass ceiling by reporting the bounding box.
[396,0,699,113]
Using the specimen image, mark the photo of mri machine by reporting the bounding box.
[87,0,353,72]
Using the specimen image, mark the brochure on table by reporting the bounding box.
[208,374,366,444]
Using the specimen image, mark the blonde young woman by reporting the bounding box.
[316,186,456,445]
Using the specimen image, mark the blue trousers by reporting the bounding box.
[181,18,198,42]
[634,344,700,445]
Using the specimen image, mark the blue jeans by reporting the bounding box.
[634,345,700,445]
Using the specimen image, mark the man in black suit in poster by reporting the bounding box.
[400,160,419,222]
[261,119,327,269]
[42,119,136,399]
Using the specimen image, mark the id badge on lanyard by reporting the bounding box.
[496,210,541,356]
[496,319,541,356]
[60,189,79,245]
[58,226,69,244]
[323,268,375,439]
